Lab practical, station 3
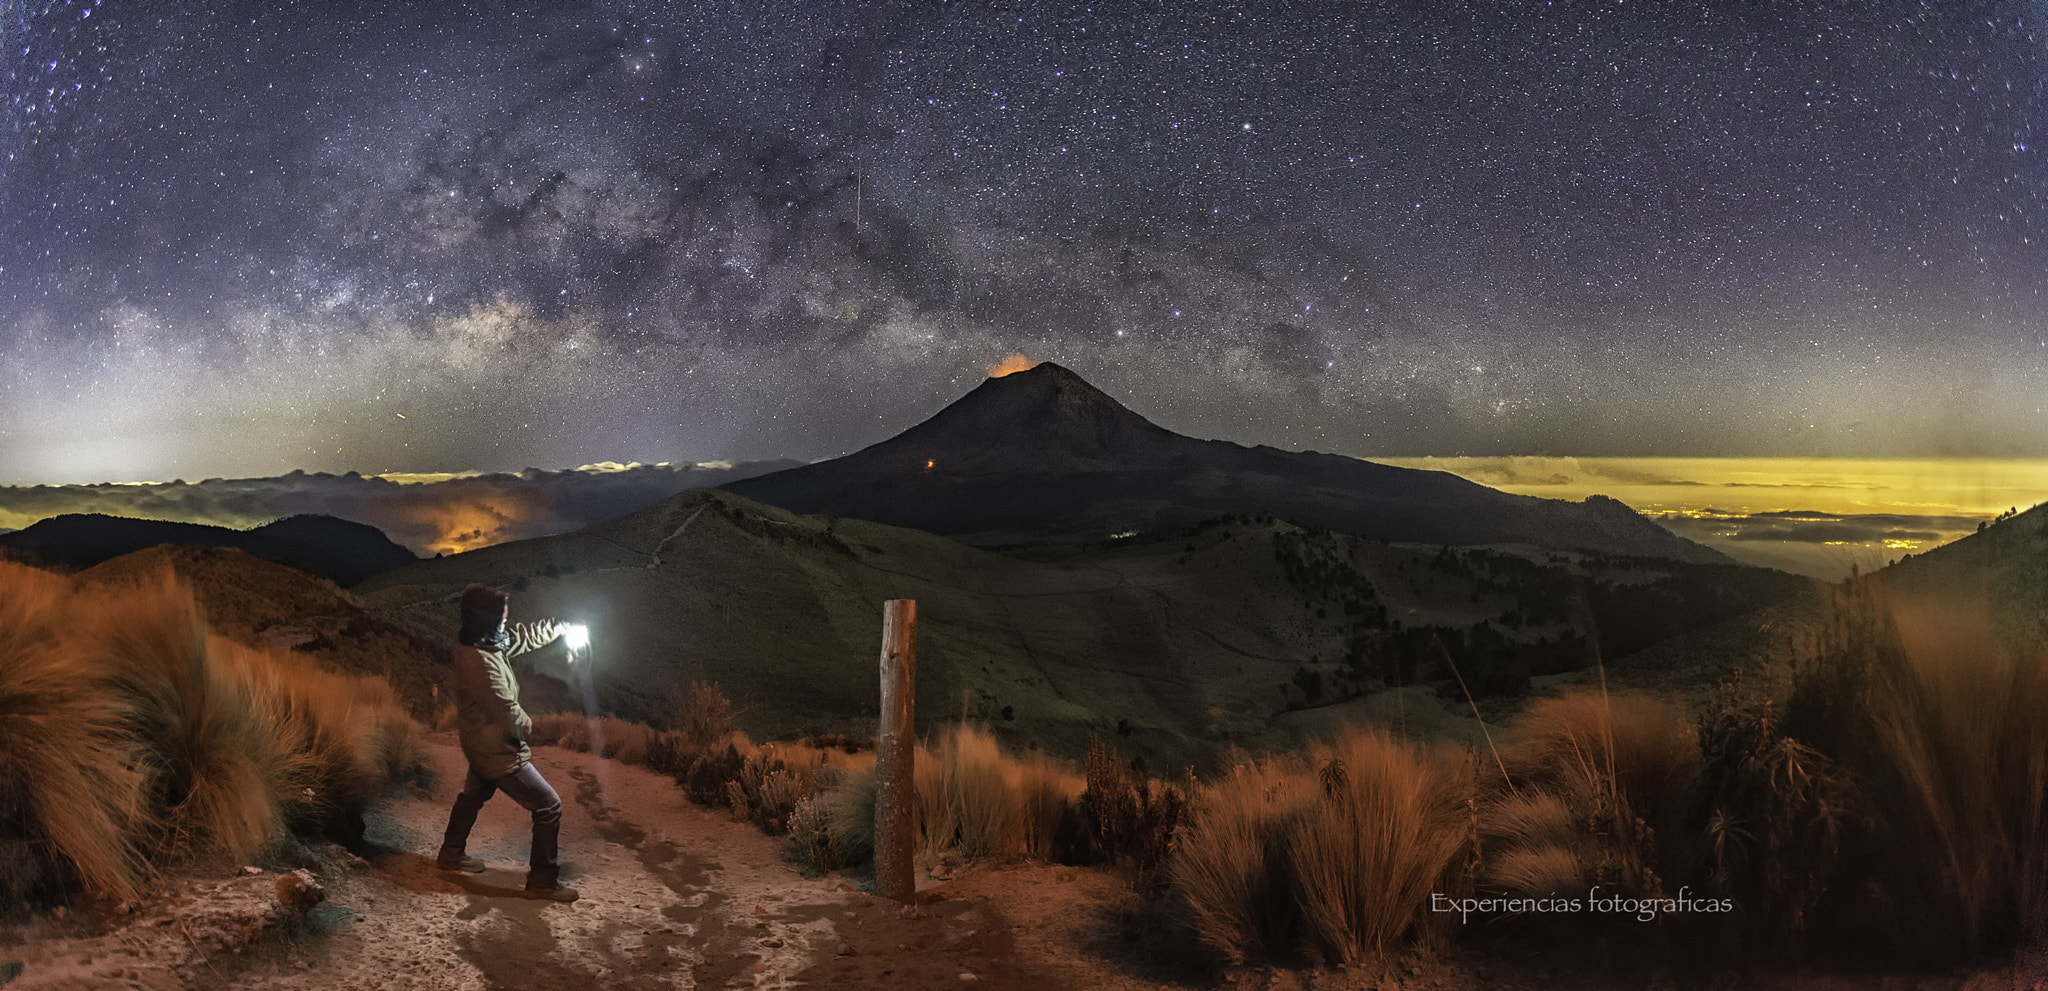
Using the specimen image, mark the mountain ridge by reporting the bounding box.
[0,512,417,586]
[729,362,1730,564]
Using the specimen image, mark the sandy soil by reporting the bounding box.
[6,732,2046,990]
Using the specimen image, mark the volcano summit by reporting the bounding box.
[730,362,1726,564]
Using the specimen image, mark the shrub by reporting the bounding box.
[1682,667,1853,961]
[917,724,1081,861]
[678,681,733,751]
[1082,734,1186,880]
[1171,730,1474,966]
[820,760,879,866]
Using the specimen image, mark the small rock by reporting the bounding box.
[836,945,857,957]
[759,938,783,948]
[959,973,978,982]
[753,904,766,915]
[275,869,325,914]
[49,907,66,919]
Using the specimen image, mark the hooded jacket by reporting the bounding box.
[452,619,562,779]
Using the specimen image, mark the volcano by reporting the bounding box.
[727,362,1728,564]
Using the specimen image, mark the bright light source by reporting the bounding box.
[563,623,590,651]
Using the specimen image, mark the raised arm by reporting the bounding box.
[503,619,563,659]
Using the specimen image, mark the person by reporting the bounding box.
[436,583,580,902]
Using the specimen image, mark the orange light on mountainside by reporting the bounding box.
[409,499,522,556]
[988,354,1032,377]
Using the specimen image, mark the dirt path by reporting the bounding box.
[3,732,1204,990]
[235,734,1102,990]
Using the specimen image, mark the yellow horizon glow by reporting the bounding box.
[1373,456,2048,519]
[1374,456,2048,577]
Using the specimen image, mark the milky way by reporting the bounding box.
[1,0,2043,483]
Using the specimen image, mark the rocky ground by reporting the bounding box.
[3,731,2045,990]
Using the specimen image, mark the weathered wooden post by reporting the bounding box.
[874,599,918,903]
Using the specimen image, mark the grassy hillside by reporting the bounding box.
[355,488,1803,771]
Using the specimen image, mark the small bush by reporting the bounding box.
[1082,734,1186,880]
[1171,729,1474,966]
[679,681,733,751]
[0,563,154,903]
[1683,668,1853,961]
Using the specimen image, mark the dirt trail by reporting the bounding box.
[236,734,1086,990]
[4,732,1183,991]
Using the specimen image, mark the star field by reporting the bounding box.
[1,0,2043,482]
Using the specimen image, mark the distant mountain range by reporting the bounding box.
[730,362,1729,564]
[0,513,416,586]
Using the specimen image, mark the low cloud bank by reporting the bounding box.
[0,461,800,556]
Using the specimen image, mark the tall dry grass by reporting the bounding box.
[917,724,1083,861]
[0,563,154,902]
[1170,755,1312,963]
[1484,688,1698,900]
[1290,731,1475,964]
[0,561,415,906]
[1171,730,1474,966]
[1803,586,2048,957]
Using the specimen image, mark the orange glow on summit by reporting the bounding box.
[988,354,1032,377]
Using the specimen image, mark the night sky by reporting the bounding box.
[2,0,2043,484]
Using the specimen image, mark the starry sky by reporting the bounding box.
[1,0,2044,484]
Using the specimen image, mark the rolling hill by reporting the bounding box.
[354,487,1803,770]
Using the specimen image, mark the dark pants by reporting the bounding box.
[440,762,563,887]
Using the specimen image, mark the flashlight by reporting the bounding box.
[562,622,590,654]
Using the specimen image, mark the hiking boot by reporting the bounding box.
[523,884,580,903]
[436,855,487,873]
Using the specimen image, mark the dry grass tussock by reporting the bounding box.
[0,561,415,906]
[1172,730,1473,966]
[1484,688,1697,900]
[916,723,1082,862]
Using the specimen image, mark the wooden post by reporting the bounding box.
[873,599,918,903]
